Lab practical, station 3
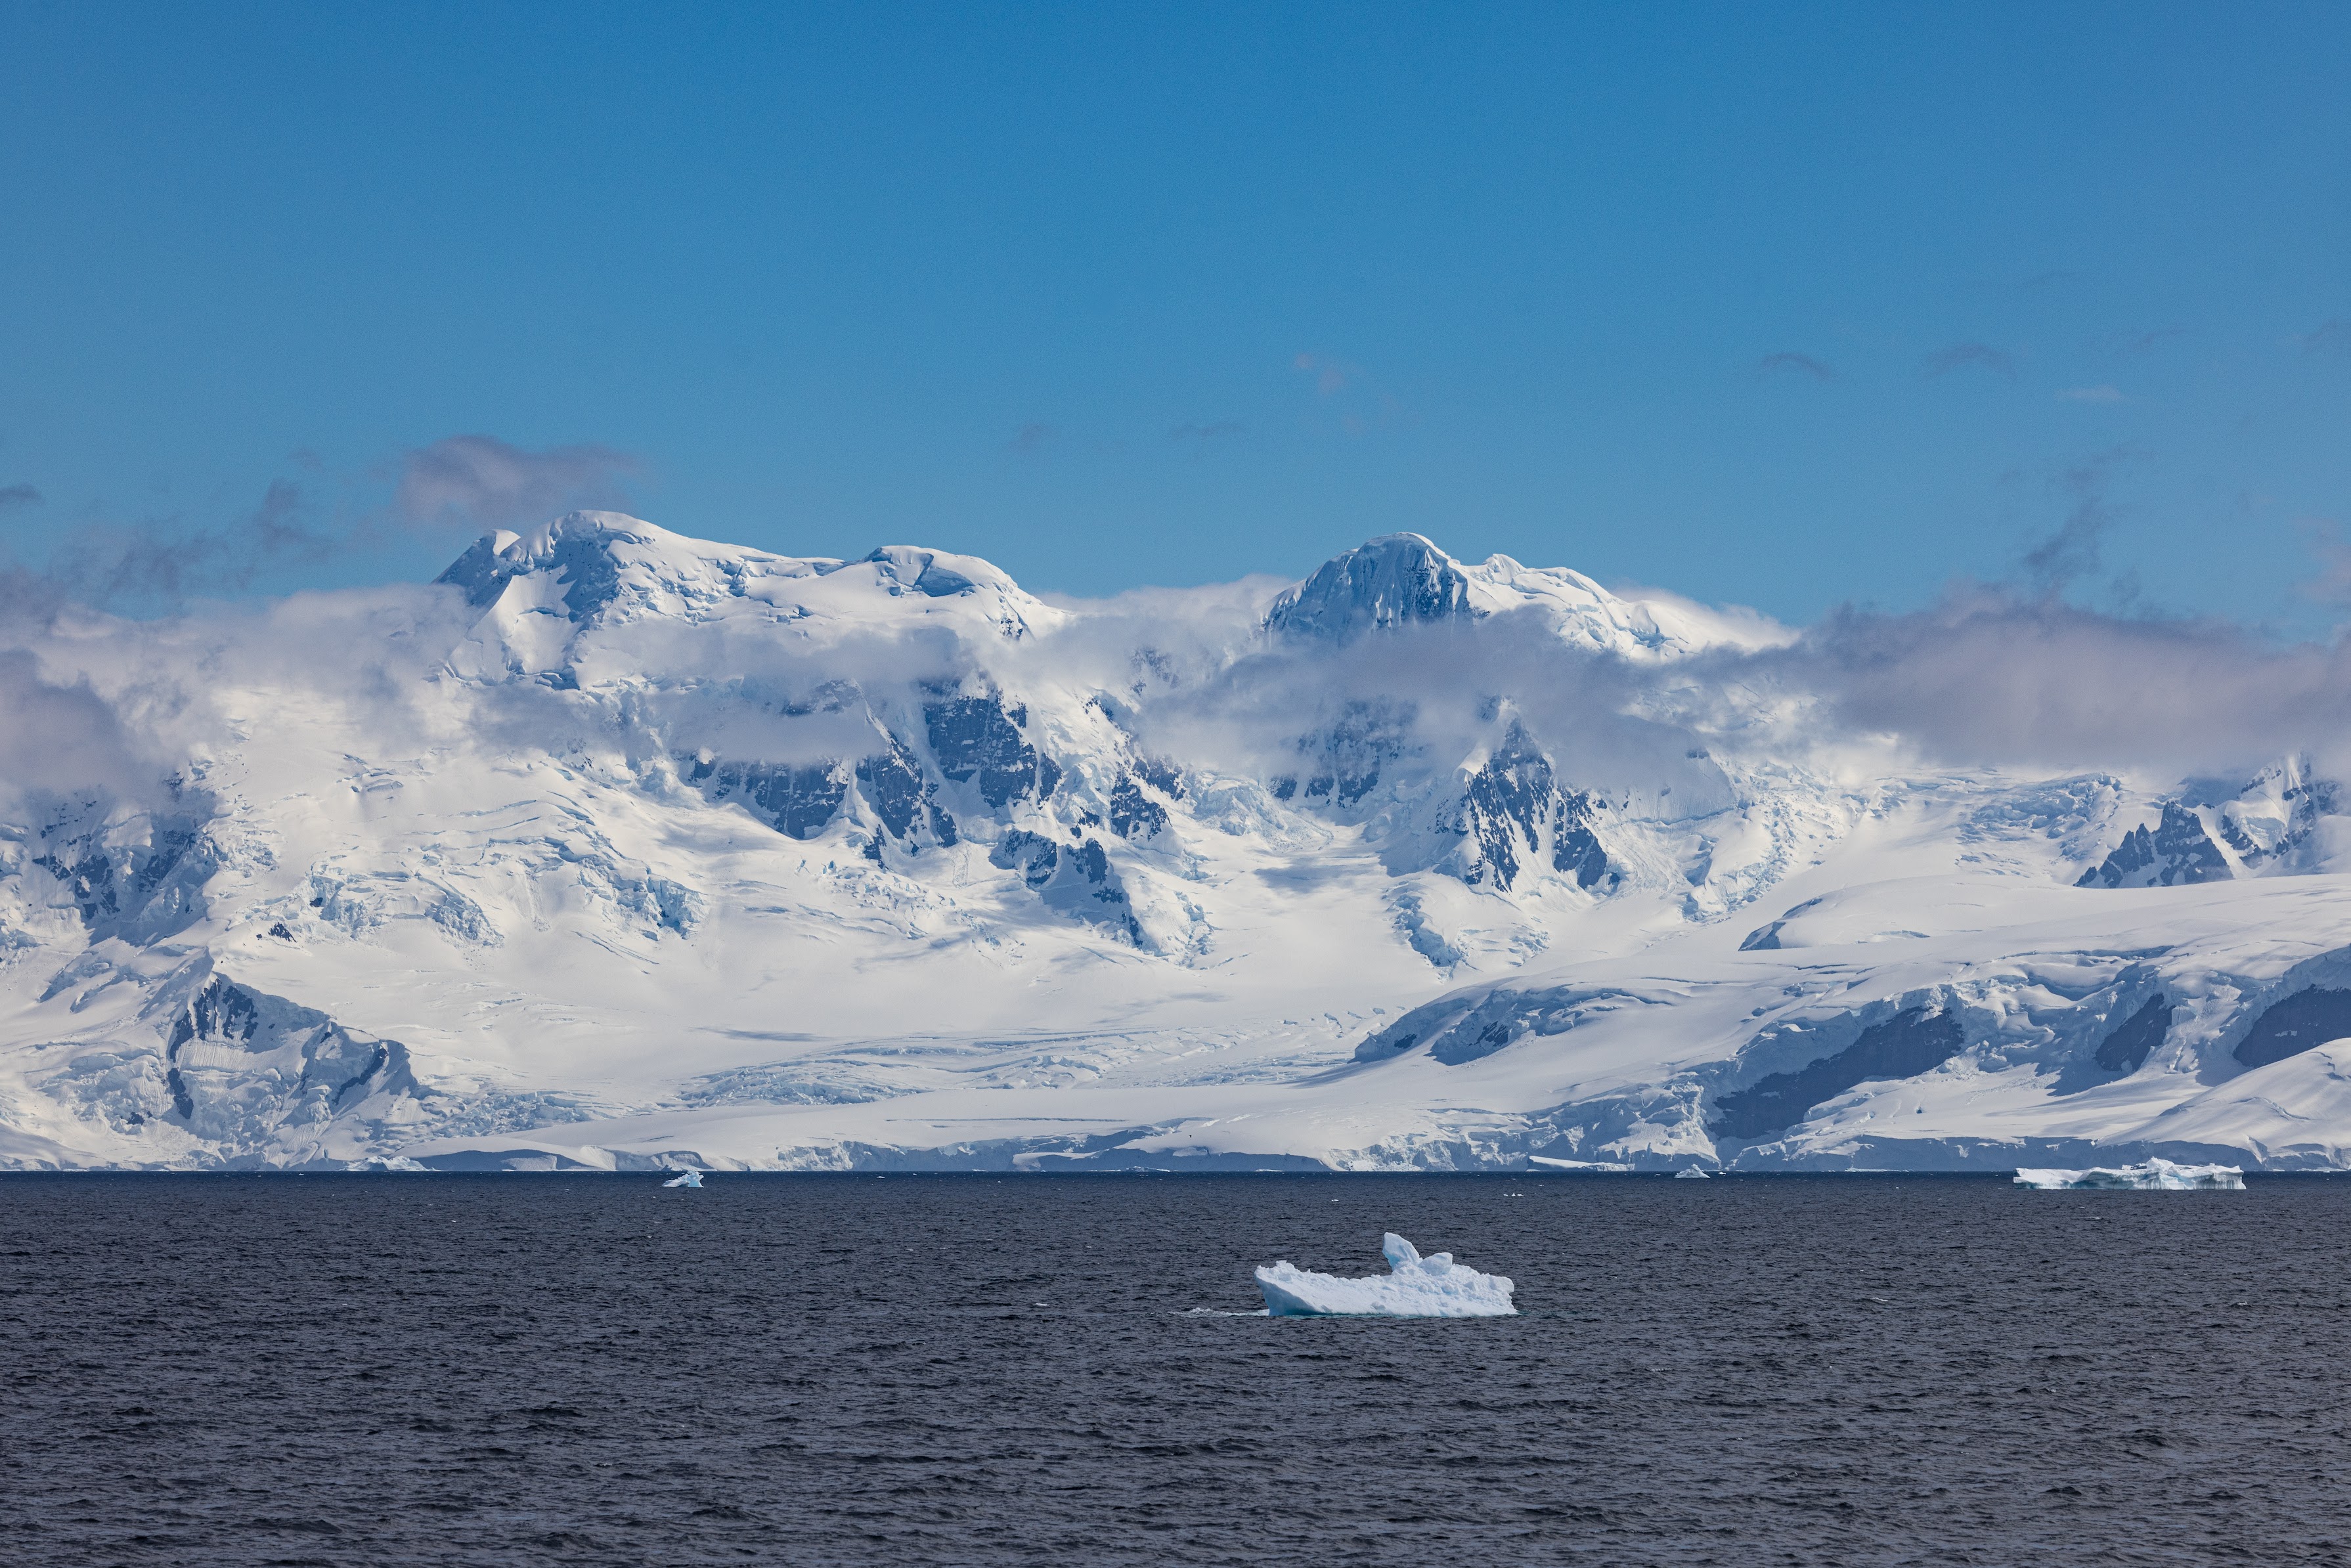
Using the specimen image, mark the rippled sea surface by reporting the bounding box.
[5,1173,2350,1565]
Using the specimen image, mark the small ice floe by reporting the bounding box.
[1674,1167,1711,1179]
[662,1169,704,1188]
[2012,1158,2245,1191]
[345,1155,428,1173]
[1254,1233,1516,1318]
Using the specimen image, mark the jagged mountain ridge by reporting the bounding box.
[4,512,2351,1171]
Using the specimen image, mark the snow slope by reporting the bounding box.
[5,514,2351,1171]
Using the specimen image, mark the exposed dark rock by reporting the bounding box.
[433,533,523,610]
[925,696,1059,808]
[434,517,632,622]
[1108,775,1168,839]
[1287,700,1411,810]
[1135,757,1185,798]
[169,976,259,1056]
[1739,898,1823,953]
[1712,1007,1966,1141]
[1455,727,1550,890]
[989,831,1145,944]
[158,973,416,1137]
[2094,994,2173,1073]
[1442,724,1613,893]
[2076,803,2231,888]
[35,843,119,926]
[2233,988,2351,1070]
[2213,768,2335,869]
[33,813,217,942]
[689,756,849,840]
[538,526,626,622]
[1265,534,1477,642]
[1551,791,1611,888]
[990,829,1063,891]
[854,739,957,848]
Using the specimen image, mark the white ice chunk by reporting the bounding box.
[1254,1232,1516,1317]
[2012,1157,2245,1190]
[1673,1167,1711,1179]
[663,1169,704,1188]
[345,1155,428,1173]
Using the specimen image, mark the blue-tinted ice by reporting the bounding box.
[1254,1233,1516,1317]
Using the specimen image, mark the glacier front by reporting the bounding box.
[2013,1159,2246,1191]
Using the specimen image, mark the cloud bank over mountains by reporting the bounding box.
[0,506,2340,813]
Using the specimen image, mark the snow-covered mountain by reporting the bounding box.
[7,512,2351,1171]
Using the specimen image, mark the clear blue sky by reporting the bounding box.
[3,2,2349,626]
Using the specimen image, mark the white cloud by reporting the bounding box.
[393,435,638,531]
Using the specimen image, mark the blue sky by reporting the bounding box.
[3,2,2349,626]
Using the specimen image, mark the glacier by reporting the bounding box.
[2013,1158,2245,1190]
[1254,1233,1517,1317]
[4,513,2351,1172]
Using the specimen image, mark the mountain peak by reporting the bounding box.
[848,545,1019,600]
[1265,534,1476,641]
[435,511,678,614]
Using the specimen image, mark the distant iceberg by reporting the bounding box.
[1674,1167,1711,1179]
[2013,1158,2245,1191]
[1254,1233,1516,1318]
[1528,1156,1634,1173]
[346,1155,428,1173]
[663,1169,704,1188]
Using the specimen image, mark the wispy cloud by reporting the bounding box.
[2058,384,2127,404]
[1168,420,1244,453]
[2296,521,2351,609]
[1292,353,1359,396]
[393,435,638,531]
[2018,446,2140,597]
[41,478,334,615]
[1755,352,1834,381]
[1769,587,2351,777]
[2300,318,2351,356]
[1923,343,2016,379]
[1007,423,1056,455]
[0,483,39,513]
[2111,327,2186,357]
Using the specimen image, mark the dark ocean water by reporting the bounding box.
[3,1173,2348,1567]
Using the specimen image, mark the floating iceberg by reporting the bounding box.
[1254,1233,1516,1318]
[662,1169,704,1188]
[345,1155,428,1173]
[2012,1158,2245,1191]
[1673,1167,1711,1179]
